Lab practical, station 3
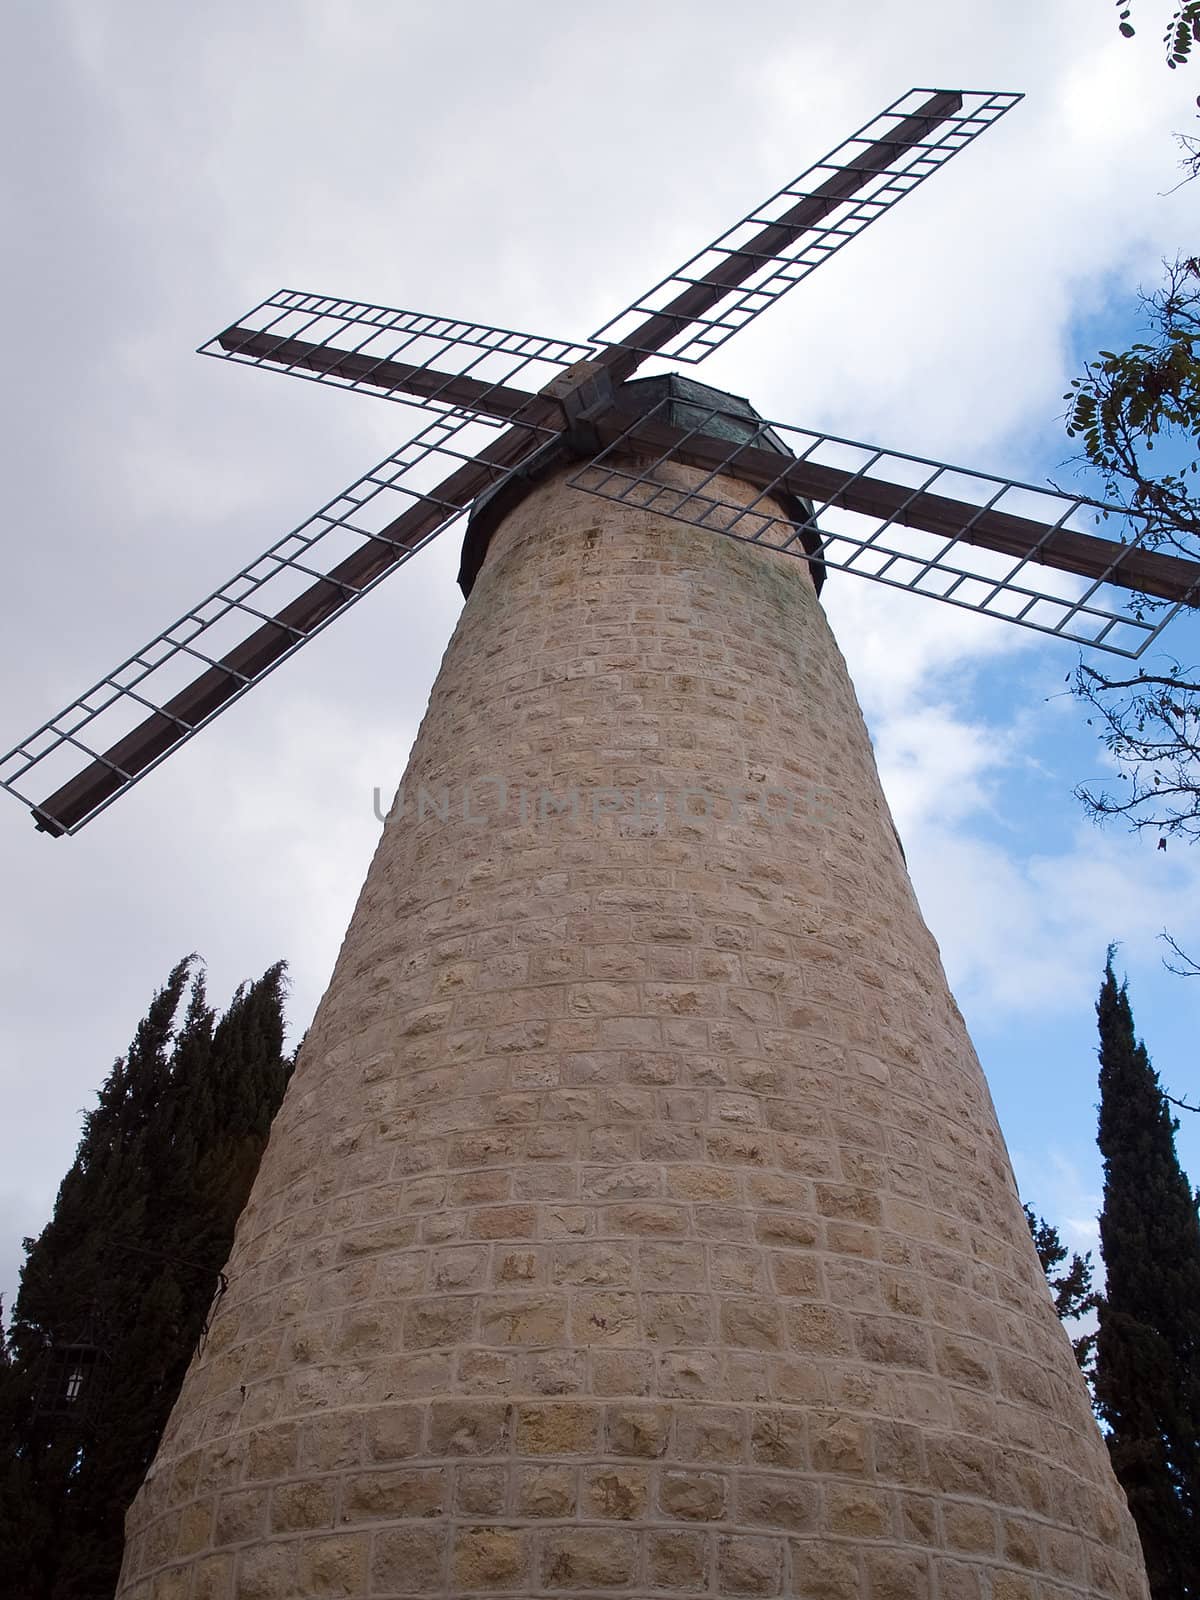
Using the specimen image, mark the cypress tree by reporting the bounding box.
[1093,953,1200,1598]
[0,1299,39,1597]
[1023,1204,1100,1378]
[0,957,292,1600]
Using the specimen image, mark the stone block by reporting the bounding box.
[516,1464,576,1518]
[516,1402,600,1456]
[716,1534,784,1595]
[749,1409,806,1469]
[297,1534,369,1597]
[341,1468,446,1522]
[864,1549,930,1599]
[809,1413,868,1475]
[270,1480,335,1533]
[370,1526,447,1591]
[660,1469,728,1521]
[455,1464,507,1515]
[214,1489,266,1547]
[402,1296,476,1349]
[428,1400,510,1456]
[584,1465,650,1520]
[606,1403,672,1458]
[480,1293,567,1346]
[365,1404,423,1462]
[451,1526,529,1589]
[789,1539,859,1600]
[648,1529,710,1589]
[539,1528,638,1588]
[736,1472,819,1532]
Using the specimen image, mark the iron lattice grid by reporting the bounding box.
[569,398,1195,658]
[0,403,551,834]
[200,291,598,412]
[592,89,1023,364]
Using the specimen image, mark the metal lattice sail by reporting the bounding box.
[4,86,1194,839]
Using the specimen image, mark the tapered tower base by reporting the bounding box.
[115,441,1147,1598]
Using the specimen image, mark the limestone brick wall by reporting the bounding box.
[115,461,1148,1599]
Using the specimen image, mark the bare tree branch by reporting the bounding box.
[1161,929,1200,976]
[1066,257,1200,840]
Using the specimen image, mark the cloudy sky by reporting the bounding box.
[3,0,1199,1310]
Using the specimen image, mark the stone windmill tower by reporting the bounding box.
[5,87,1192,1599]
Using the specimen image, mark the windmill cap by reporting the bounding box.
[457,373,822,597]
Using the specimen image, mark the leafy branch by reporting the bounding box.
[1115,1,1200,177]
[1064,257,1200,840]
[1064,257,1200,559]
[1115,0,1200,66]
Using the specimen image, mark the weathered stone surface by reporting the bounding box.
[115,462,1148,1597]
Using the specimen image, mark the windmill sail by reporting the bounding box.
[569,396,1200,655]
[592,88,1022,369]
[0,405,553,836]
[2,84,1113,842]
[202,291,597,415]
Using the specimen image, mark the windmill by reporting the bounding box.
[7,89,1168,1598]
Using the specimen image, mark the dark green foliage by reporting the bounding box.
[1114,0,1200,66]
[0,957,291,1600]
[1093,955,1200,1597]
[1023,1204,1101,1378]
[1064,258,1200,537]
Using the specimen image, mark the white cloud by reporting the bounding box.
[1012,1145,1103,1256]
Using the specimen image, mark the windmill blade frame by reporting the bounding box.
[3,82,1120,840]
[567,397,1200,657]
[0,403,558,837]
[201,290,598,416]
[591,88,1023,371]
